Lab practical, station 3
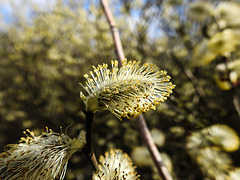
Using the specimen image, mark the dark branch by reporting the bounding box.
[82,110,99,171]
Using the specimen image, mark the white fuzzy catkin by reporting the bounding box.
[80,59,175,120]
[92,149,139,180]
[0,127,86,180]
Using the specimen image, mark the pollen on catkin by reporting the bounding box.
[80,59,175,120]
[92,149,139,180]
[0,127,86,180]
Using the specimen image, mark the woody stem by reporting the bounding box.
[82,110,99,171]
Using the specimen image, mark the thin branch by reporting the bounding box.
[233,88,240,118]
[137,114,173,180]
[100,0,173,179]
[82,110,99,171]
[100,0,125,65]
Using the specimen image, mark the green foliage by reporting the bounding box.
[0,0,240,179]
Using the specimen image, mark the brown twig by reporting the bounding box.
[82,110,99,171]
[100,0,125,66]
[100,0,173,179]
[137,114,173,180]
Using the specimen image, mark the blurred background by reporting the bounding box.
[0,0,240,179]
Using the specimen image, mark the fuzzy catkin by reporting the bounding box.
[80,59,175,120]
[0,128,86,180]
[92,149,139,180]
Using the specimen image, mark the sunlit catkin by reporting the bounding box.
[0,127,86,180]
[92,149,139,180]
[80,59,175,120]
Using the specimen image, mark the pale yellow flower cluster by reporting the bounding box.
[0,128,86,180]
[92,149,139,180]
[80,59,175,120]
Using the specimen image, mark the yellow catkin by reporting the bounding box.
[80,59,176,120]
